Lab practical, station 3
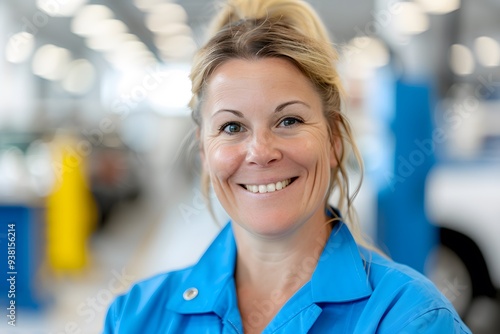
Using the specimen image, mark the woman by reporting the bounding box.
[104,0,471,333]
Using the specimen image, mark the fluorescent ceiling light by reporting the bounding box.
[347,37,390,68]
[71,4,114,36]
[150,22,192,36]
[133,0,164,11]
[394,2,429,35]
[37,0,88,17]
[449,44,475,76]
[62,59,96,95]
[474,36,500,67]
[85,20,129,51]
[32,44,72,80]
[415,0,460,15]
[157,35,197,60]
[145,3,188,31]
[5,32,35,64]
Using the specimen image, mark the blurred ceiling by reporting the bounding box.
[6,0,378,58]
[4,0,500,91]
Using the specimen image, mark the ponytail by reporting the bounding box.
[208,0,331,44]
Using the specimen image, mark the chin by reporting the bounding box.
[233,211,306,239]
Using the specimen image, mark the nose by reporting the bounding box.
[245,130,282,166]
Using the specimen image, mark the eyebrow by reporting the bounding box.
[212,109,244,118]
[213,100,310,118]
[275,100,310,112]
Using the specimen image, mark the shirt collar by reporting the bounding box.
[166,209,373,314]
[310,221,373,303]
[166,223,237,314]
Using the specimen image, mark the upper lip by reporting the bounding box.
[237,176,298,186]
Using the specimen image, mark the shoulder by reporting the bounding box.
[365,249,447,304]
[360,249,471,333]
[122,266,193,301]
[104,266,193,332]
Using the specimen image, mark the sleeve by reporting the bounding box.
[102,294,125,334]
[100,271,178,334]
[397,308,472,334]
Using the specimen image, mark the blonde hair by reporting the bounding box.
[189,0,373,250]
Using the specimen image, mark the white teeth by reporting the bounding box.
[244,178,292,194]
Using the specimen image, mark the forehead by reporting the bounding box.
[203,57,320,107]
[209,57,305,86]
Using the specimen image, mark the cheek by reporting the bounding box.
[204,140,244,182]
[298,130,332,168]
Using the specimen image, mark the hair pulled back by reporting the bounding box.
[189,0,369,248]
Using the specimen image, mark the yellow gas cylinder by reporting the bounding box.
[46,135,97,272]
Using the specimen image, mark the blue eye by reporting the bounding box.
[279,117,302,127]
[221,122,244,134]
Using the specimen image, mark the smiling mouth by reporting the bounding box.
[240,177,298,194]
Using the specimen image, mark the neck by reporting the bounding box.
[233,215,332,297]
[232,215,332,333]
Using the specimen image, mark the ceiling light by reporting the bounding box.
[5,32,35,64]
[87,33,129,53]
[394,2,429,35]
[342,37,390,79]
[106,48,155,72]
[115,41,149,58]
[157,35,197,60]
[133,0,164,11]
[37,0,88,17]
[62,59,96,95]
[449,44,475,76]
[85,20,129,51]
[85,35,114,52]
[145,3,188,30]
[347,37,390,68]
[474,36,500,67]
[32,44,72,80]
[71,4,114,36]
[415,0,460,15]
[151,22,192,36]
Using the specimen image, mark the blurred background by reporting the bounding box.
[0,0,499,333]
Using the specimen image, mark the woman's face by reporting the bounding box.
[200,58,337,238]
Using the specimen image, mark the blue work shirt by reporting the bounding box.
[104,221,471,333]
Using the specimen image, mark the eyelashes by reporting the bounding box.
[218,122,245,135]
[279,117,304,127]
[218,116,304,135]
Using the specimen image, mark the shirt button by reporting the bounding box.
[183,287,198,301]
